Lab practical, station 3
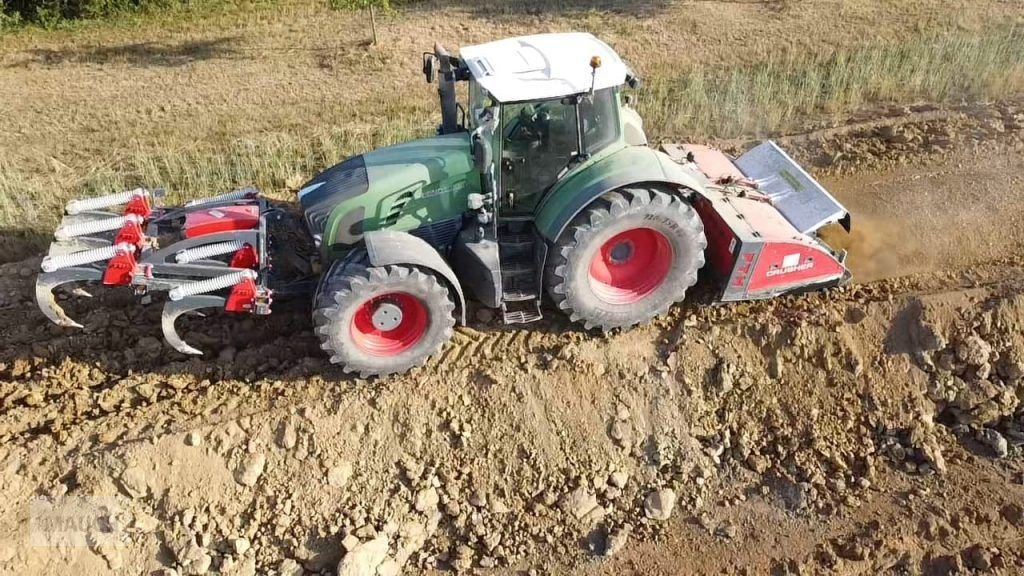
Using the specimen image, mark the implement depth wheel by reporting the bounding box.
[314,262,455,377]
[545,186,707,330]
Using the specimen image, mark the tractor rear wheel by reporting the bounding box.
[545,186,706,330]
[314,261,455,377]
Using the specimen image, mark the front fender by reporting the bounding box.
[363,230,467,325]
[533,146,708,243]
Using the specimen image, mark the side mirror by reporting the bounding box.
[422,53,435,84]
[472,133,492,174]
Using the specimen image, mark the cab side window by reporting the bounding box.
[579,87,619,155]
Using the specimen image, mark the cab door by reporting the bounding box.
[498,88,622,216]
[498,97,581,215]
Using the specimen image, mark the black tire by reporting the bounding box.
[313,261,455,377]
[544,186,707,331]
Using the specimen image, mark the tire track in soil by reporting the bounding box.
[3,253,1023,451]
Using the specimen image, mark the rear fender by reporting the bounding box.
[534,146,707,244]
[362,230,467,325]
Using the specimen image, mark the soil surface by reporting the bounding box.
[1,109,1023,576]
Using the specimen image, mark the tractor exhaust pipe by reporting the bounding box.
[434,43,460,135]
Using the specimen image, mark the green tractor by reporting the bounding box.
[36,33,851,377]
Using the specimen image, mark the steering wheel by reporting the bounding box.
[508,105,550,148]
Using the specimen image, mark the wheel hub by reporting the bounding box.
[350,291,429,357]
[608,239,635,264]
[588,227,673,305]
[371,301,403,331]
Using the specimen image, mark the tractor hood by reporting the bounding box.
[298,133,478,254]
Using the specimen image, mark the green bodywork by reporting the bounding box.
[533,144,705,243]
[310,86,702,276]
[320,133,479,259]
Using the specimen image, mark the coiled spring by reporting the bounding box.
[174,241,246,264]
[55,214,143,241]
[65,188,147,215]
[184,187,258,207]
[41,243,133,273]
[169,269,257,301]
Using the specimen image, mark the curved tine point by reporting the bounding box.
[161,295,226,356]
[35,268,103,328]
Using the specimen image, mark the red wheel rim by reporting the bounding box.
[588,228,673,305]
[350,292,428,356]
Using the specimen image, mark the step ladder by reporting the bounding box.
[497,222,543,325]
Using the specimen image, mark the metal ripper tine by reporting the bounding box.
[184,186,259,207]
[35,267,103,328]
[161,295,225,356]
[47,237,112,258]
[65,188,148,215]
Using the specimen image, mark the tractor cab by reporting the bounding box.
[426,33,642,215]
[423,33,646,323]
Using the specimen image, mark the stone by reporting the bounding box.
[979,429,1009,458]
[467,490,487,508]
[328,462,354,488]
[185,431,203,447]
[1001,503,1024,526]
[119,466,150,499]
[920,439,948,474]
[608,471,629,489]
[185,549,212,575]
[961,544,992,572]
[341,534,361,552]
[131,510,160,533]
[609,420,631,448]
[488,495,510,514]
[452,545,474,571]
[235,453,266,487]
[976,361,995,381]
[643,488,677,521]
[615,403,630,421]
[413,487,439,513]
[957,335,992,366]
[845,306,867,324]
[277,420,298,450]
[913,321,947,352]
[230,537,251,555]
[1001,355,1023,382]
[94,542,123,570]
[560,486,599,521]
[354,524,377,540]
[338,535,389,576]
[278,559,303,576]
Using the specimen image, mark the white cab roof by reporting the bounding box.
[460,33,630,103]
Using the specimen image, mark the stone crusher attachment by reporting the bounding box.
[661,141,852,301]
[36,187,280,355]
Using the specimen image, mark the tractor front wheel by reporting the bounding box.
[545,186,707,330]
[314,262,455,377]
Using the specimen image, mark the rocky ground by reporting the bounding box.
[0,110,1023,576]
